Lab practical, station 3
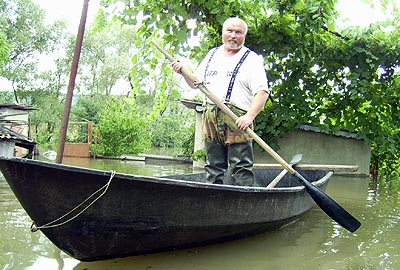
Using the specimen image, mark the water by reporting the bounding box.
[1,157,399,270]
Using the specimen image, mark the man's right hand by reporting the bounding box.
[171,60,183,74]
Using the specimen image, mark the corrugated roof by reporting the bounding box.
[0,125,36,145]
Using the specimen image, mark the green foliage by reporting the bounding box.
[0,31,10,66]
[72,94,111,124]
[148,106,195,156]
[0,0,67,153]
[23,89,63,151]
[0,91,13,103]
[66,122,90,143]
[76,22,135,95]
[94,97,152,157]
[70,92,195,158]
[192,149,206,162]
[99,0,400,174]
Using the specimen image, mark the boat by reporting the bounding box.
[0,156,333,262]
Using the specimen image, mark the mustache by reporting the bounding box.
[224,39,243,48]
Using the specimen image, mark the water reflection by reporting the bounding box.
[1,159,400,270]
[59,156,194,176]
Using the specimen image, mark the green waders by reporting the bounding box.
[203,104,254,186]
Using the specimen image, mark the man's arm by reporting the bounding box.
[171,60,198,88]
[236,90,269,130]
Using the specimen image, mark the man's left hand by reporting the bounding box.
[236,114,253,130]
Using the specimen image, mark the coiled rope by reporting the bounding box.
[31,170,116,232]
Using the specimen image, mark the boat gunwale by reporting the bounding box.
[0,156,333,193]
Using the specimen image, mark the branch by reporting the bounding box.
[321,26,350,41]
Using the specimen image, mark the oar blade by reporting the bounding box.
[290,153,303,165]
[294,171,361,232]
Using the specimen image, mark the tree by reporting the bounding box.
[0,31,10,67]
[0,0,74,150]
[0,0,67,102]
[149,103,195,154]
[71,94,111,124]
[99,0,400,174]
[71,22,136,95]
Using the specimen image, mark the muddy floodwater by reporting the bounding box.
[1,157,399,270]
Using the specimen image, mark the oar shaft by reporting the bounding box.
[246,128,295,173]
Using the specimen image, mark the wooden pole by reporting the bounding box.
[55,0,89,164]
[87,121,93,144]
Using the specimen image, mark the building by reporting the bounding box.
[0,104,36,158]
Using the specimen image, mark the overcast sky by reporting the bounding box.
[32,0,100,32]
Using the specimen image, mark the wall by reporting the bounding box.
[254,129,371,177]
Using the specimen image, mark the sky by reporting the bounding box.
[33,0,100,33]
[336,0,387,28]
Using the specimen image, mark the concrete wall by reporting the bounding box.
[254,129,371,177]
[0,141,15,157]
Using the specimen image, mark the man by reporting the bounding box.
[172,17,269,186]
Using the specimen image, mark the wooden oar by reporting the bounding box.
[267,154,302,188]
[151,40,361,233]
[254,164,359,171]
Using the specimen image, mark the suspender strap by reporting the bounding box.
[203,47,218,81]
[225,49,251,102]
[203,47,251,102]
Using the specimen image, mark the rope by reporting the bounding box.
[31,170,116,232]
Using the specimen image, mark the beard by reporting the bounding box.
[223,39,244,50]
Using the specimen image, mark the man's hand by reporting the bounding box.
[236,114,254,130]
[171,60,183,74]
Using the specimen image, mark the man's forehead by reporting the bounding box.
[224,22,244,31]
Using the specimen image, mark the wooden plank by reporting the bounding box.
[64,143,90,158]
[254,163,359,172]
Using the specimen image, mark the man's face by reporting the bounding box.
[222,20,246,50]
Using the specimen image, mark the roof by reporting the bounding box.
[296,124,361,140]
[0,125,36,146]
[0,103,37,111]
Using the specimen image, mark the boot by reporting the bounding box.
[204,141,228,184]
[228,141,254,186]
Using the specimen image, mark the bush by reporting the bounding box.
[93,97,152,157]
[149,109,195,156]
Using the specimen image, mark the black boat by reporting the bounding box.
[0,156,333,261]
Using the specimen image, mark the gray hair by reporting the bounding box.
[222,17,248,35]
